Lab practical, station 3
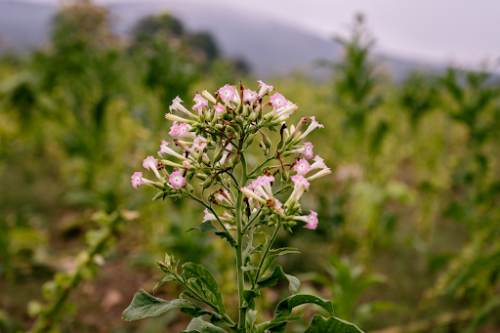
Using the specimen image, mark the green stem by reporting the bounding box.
[188,194,236,245]
[236,153,248,330]
[242,206,263,234]
[252,226,279,289]
[247,156,274,178]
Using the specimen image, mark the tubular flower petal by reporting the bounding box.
[307,168,332,181]
[143,156,162,179]
[240,187,266,204]
[165,113,191,123]
[310,155,327,170]
[131,172,155,190]
[193,136,207,152]
[192,93,208,115]
[218,84,237,102]
[203,208,230,223]
[270,93,287,109]
[169,96,196,118]
[290,142,314,159]
[299,116,324,140]
[169,171,186,188]
[294,210,318,230]
[202,90,217,104]
[285,175,310,206]
[158,141,186,160]
[243,89,259,103]
[294,159,312,175]
[258,80,274,96]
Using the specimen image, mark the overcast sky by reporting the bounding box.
[22,0,500,67]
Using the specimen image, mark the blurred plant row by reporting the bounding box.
[0,3,499,333]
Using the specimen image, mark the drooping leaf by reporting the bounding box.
[255,316,302,333]
[181,317,228,333]
[122,289,229,326]
[256,265,300,293]
[122,289,200,321]
[261,248,300,275]
[189,221,237,247]
[304,315,364,333]
[255,294,334,333]
[183,262,226,315]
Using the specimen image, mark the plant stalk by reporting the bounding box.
[235,153,248,330]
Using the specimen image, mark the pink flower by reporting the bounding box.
[294,159,312,175]
[193,135,207,152]
[290,142,314,159]
[270,93,287,109]
[307,168,332,182]
[258,80,274,96]
[291,175,310,190]
[275,101,298,120]
[252,175,275,200]
[214,105,225,114]
[143,156,162,180]
[203,208,216,222]
[158,140,186,160]
[131,172,144,190]
[311,155,327,170]
[218,84,236,102]
[143,156,158,171]
[182,160,191,169]
[299,116,324,140]
[170,122,194,139]
[169,96,196,118]
[169,171,186,188]
[243,89,258,103]
[192,93,208,114]
[294,211,318,230]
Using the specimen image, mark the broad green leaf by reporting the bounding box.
[255,316,302,333]
[181,317,228,333]
[256,266,300,293]
[256,294,334,333]
[246,309,257,333]
[304,315,364,333]
[183,263,226,315]
[189,221,237,247]
[122,289,200,321]
[122,289,230,327]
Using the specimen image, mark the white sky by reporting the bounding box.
[21,0,500,67]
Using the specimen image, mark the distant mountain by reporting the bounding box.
[0,0,444,79]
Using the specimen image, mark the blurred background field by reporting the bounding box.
[1,0,500,332]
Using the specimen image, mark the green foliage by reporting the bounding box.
[304,315,363,333]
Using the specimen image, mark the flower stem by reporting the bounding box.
[236,153,248,330]
[252,226,280,289]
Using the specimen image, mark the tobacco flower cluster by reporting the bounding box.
[131,80,330,231]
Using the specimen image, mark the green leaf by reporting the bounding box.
[152,274,177,293]
[304,315,364,333]
[122,289,201,321]
[256,294,334,333]
[189,221,237,247]
[256,266,300,293]
[122,289,229,327]
[261,248,300,275]
[181,317,228,333]
[183,263,226,315]
[255,316,302,333]
[246,309,257,333]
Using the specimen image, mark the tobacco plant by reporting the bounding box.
[123,81,364,332]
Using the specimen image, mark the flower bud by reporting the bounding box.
[196,173,208,181]
[232,154,241,165]
[152,191,164,201]
[203,177,214,189]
